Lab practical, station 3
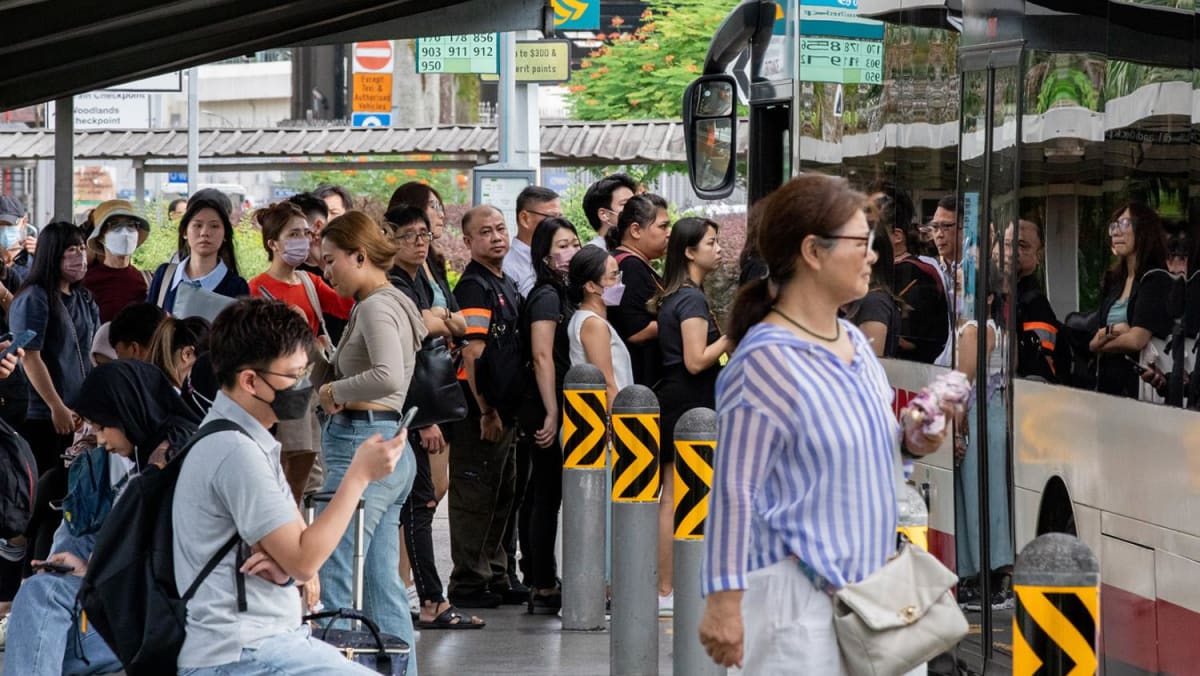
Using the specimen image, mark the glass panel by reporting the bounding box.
[693,119,734,192]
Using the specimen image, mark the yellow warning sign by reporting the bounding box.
[1013,585,1098,676]
[562,388,607,469]
[611,413,659,502]
[673,440,714,540]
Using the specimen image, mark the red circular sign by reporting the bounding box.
[354,41,393,72]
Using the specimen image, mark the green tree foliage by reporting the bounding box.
[566,0,738,120]
[292,164,472,211]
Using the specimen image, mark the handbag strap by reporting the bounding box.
[297,272,332,344]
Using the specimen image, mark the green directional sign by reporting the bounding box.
[416,33,499,74]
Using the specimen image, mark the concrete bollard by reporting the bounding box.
[672,407,724,676]
[1013,533,1100,676]
[561,364,610,631]
[609,384,661,676]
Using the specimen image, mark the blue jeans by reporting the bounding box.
[178,626,374,675]
[318,415,417,675]
[3,572,121,676]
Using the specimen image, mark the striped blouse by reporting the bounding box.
[702,320,901,595]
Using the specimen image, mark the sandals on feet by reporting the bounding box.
[416,605,486,630]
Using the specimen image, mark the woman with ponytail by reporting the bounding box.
[147,315,213,419]
[698,174,952,672]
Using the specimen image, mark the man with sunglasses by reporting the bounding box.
[504,186,562,297]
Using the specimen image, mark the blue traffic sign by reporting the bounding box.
[168,172,188,184]
[552,0,599,30]
[352,113,392,128]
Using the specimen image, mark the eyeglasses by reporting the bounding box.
[395,230,433,244]
[523,209,563,220]
[822,230,876,254]
[256,364,313,383]
[1108,218,1133,236]
[926,220,959,232]
[605,270,624,284]
[428,200,445,216]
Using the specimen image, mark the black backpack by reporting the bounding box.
[0,416,36,538]
[457,272,530,418]
[76,419,246,675]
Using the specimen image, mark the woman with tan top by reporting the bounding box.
[316,211,427,673]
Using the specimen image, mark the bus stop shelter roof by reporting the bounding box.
[0,0,549,111]
[0,120,749,171]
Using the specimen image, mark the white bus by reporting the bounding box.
[684,1,1200,673]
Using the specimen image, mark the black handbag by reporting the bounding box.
[406,336,467,428]
[305,608,409,675]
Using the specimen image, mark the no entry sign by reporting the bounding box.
[353,41,394,73]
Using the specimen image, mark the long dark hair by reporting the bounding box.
[177,198,240,276]
[389,182,447,273]
[655,217,719,312]
[728,174,868,342]
[532,217,579,293]
[567,245,611,306]
[1104,202,1166,295]
[17,221,87,321]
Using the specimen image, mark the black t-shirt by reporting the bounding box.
[658,286,720,367]
[893,257,949,363]
[851,289,901,358]
[297,262,347,345]
[454,260,525,416]
[608,252,664,387]
[525,282,574,395]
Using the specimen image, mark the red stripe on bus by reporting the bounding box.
[1102,583,1158,672]
[1156,596,1200,674]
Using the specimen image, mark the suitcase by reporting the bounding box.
[304,492,411,675]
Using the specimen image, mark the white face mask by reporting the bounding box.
[104,228,139,257]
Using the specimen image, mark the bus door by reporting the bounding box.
[954,43,1021,674]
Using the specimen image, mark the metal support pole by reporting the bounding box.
[610,384,660,676]
[53,97,73,221]
[672,408,723,676]
[497,32,517,166]
[1013,533,1099,675]
[561,364,609,631]
[187,67,200,194]
[133,160,146,210]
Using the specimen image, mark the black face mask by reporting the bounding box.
[253,372,314,421]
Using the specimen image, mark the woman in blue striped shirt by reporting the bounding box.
[698,174,950,672]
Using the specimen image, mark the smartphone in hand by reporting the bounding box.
[0,329,36,359]
[32,561,75,574]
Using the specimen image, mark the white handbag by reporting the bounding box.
[828,543,968,676]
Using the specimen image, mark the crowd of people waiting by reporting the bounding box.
[0,170,735,674]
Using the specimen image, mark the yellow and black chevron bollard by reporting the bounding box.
[610,384,661,675]
[1013,533,1100,676]
[671,407,723,676]
[560,363,608,631]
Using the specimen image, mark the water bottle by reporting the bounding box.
[896,480,929,552]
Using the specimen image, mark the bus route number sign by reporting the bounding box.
[800,38,883,85]
[416,33,499,74]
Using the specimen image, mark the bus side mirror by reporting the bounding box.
[683,74,738,200]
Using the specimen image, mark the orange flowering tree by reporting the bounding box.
[567,0,738,120]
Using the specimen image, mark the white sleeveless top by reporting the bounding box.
[568,309,634,392]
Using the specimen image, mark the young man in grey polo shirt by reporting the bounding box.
[172,298,407,675]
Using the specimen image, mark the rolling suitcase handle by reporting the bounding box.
[304,491,367,628]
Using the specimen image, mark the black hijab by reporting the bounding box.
[70,360,201,466]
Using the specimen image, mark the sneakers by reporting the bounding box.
[527,588,563,615]
[0,614,8,651]
[957,575,1015,612]
[658,592,674,618]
